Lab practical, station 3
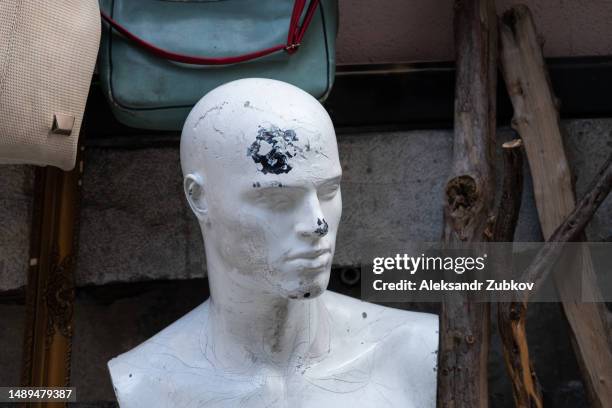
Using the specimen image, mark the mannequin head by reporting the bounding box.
[180,79,342,300]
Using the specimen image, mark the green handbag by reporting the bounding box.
[98,0,338,131]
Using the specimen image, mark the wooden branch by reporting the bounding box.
[499,6,612,407]
[437,1,497,407]
[519,152,612,298]
[493,139,524,243]
[498,301,543,408]
[494,140,544,408]
[498,152,611,408]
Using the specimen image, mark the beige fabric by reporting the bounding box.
[0,0,100,170]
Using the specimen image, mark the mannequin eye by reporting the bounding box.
[318,184,340,200]
[251,190,295,211]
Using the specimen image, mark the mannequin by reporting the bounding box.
[108,78,438,407]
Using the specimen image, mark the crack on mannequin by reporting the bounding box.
[108,79,439,408]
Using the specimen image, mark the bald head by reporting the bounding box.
[180,78,338,182]
[179,79,343,300]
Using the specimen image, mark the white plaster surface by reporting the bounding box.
[109,292,438,408]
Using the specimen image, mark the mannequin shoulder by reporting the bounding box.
[323,291,439,355]
[322,292,438,403]
[108,302,212,407]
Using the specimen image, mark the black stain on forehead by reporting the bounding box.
[246,126,303,175]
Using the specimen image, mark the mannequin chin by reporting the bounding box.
[283,276,328,300]
[108,78,439,408]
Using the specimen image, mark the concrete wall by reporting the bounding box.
[0,166,33,291]
[336,0,612,64]
[1,119,611,290]
[0,304,25,390]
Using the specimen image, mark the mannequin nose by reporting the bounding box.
[298,217,329,238]
[296,194,328,238]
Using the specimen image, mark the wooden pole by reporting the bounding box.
[437,1,497,406]
[499,6,612,407]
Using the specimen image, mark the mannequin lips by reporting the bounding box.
[286,248,331,261]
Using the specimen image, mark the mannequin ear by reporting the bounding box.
[184,174,208,221]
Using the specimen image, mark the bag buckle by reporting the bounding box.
[285,43,301,54]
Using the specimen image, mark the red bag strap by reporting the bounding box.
[286,0,321,53]
[100,1,321,66]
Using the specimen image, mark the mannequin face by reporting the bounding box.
[181,79,342,300]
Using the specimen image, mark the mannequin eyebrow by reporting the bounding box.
[252,175,341,190]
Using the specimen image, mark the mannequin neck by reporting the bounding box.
[203,243,331,372]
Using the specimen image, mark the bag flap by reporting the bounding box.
[102,0,296,60]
